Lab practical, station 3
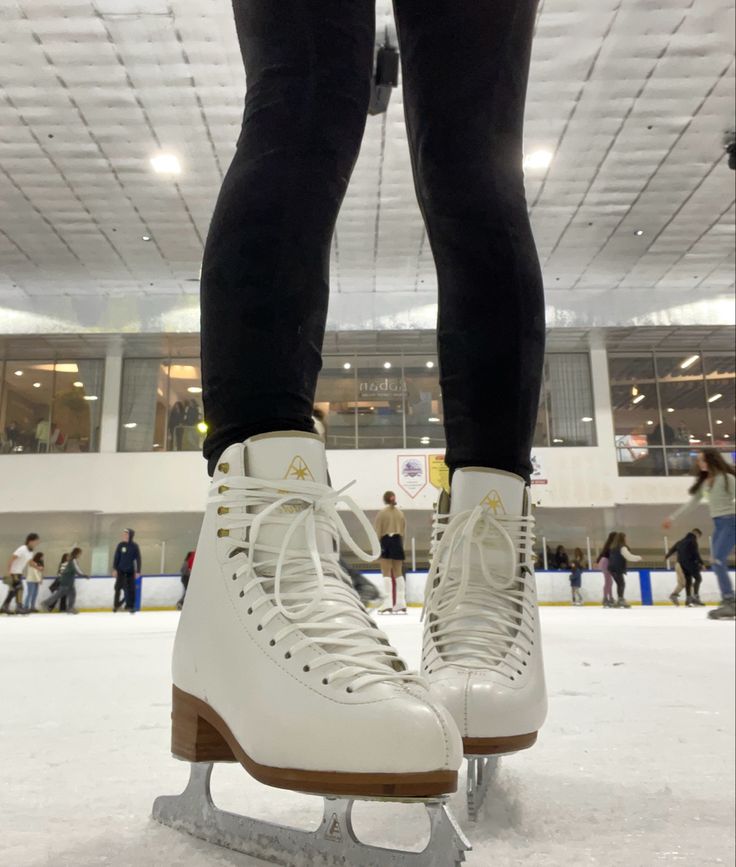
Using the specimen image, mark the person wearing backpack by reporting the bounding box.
[608,532,642,609]
[42,547,88,614]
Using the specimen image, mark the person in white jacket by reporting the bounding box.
[607,532,642,609]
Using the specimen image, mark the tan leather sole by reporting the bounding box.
[171,685,458,798]
[463,731,538,756]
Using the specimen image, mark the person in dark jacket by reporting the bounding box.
[665,529,705,607]
[112,529,141,614]
[42,547,88,614]
[552,545,570,570]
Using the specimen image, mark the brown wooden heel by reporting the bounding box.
[171,686,237,763]
[463,731,538,756]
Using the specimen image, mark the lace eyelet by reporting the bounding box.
[217,528,229,538]
[239,591,244,598]
[346,687,353,694]
[218,485,228,494]
[269,640,275,647]
[303,665,310,673]
[232,573,237,581]
[217,506,230,516]
[218,462,230,473]
[257,625,263,631]
[322,678,328,685]
[247,608,253,615]
[285,652,291,659]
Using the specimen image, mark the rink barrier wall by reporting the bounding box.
[22,568,735,611]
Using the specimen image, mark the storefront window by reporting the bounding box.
[314,356,358,448]
[404,357,444,449]
[356,356,406,449]
[0,360,103,453]
[704,354,736,454]
[610,355,661,475]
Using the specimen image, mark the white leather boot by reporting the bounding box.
[172,432,462,798]
[422,468,547,756]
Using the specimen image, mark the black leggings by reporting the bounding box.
[683,567,702,598]
[201,1,545,480]
[611,571,626,600]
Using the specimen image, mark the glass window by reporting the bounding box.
[0,360,103,454]
[704,354,736,451]
[654,354,709,476]
[314,356,357,449]
[167,361,204,452]
[609,355,663,475]
[403,357,445,449]
[546,354,596,447]
[356,356,405,448]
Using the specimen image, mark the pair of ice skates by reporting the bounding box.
[153,433,547,865]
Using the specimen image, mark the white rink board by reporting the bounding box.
[46,568,736,610]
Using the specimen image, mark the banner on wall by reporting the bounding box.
[530,453,548,485]
[397,455,428,499]
[428,453,450,493]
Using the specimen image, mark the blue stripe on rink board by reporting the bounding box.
[639,569,653,606]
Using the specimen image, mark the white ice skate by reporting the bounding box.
[422,468,547,821]
[152,432,469,865]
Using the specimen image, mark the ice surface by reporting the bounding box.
[0,608,733,867]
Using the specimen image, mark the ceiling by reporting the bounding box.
[0,0,734,334]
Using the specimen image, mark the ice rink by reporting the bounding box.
[1,607,733,867]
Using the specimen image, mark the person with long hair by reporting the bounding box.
[664,448,736,620]
[42,547,88,615]
[569,547,586,605]
[597,532,617,608]
[24,551,45,613]
[607,532,642,609]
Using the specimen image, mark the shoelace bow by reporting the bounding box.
[423,505,536,672]
[216,474,423,692]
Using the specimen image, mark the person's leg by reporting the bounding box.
[395,0,544,479]
[683,569,693,600]
[66,586,77,612]
[692,569,703,601]
[711,516,735,600]
[393,562,407,611]
[603,569,613,603]
[674,562,686,595]
[113,576,124,610]
[379,559,395,612]
[200,0,375,472]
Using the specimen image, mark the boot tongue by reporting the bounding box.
[244,432,328,485]
[450,468,525,517]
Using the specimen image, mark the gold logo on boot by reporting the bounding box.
[481,490,506,514]
[285,456,314,482]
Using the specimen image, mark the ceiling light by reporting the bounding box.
[716,419,723,425]
[631,386,639,396]
[168,365,199,380]
[83,395,98,401]
[523,149,553,170]
[420,437,430,445]
[32,381,41,388]
[13,370,23,376]
[634,229,644,237]
[343,362,352,370]
[553,437,564,444]
[425,361,435,368]
[187,386,203,394]
[196,421,208,434]
[646,420,654,425]
[725,434,731,439]
[123,422,137,429]
[666,407,675,413]
[689,438,701,444]
[707,432,712,437]
[383,362,392,369]
[632,394,645,404]
[680,354,699,370]
[150,154,181,175]
[581,416,593,422]
[153,443,160,448]
[142,235,151,242]
[73,381,84,388]
[708,393,723,403]
[428,416,440,423]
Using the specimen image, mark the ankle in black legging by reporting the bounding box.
[201,1,544,480]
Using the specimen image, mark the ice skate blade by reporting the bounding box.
[152,762,471,866]
[171,685,457,798]
[465,756,500,822]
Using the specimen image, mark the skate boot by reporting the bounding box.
[668,593,680,607]
[169,433,461,798]
[692,595,705,607]
[422,468,546,820]
[615,598,631,609]
[708,598,736,620]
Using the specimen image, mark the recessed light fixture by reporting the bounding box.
[716,419,723,425]
[708,393,723,403]
[142,235,151,242]
[632,394,645,404]
[187,386,203,394]
[83,395,98,401]
[631,385,639,396]
[634,229,644,237]
[196,421,208,434]
[666,407,675,413]
[13,370,23,376]
[581,416,593,422]
[32,382,41,388]
[523,149,553,170]
[428,416,440,423]
[425,361,435,369]
[150,154,181,175]
[420,436,430,445]
[123,422,137,429]
[72,381,84,388]
[725,434,731,439]
[680,354,699,370]
[343,362,352,370]
[553,437,564,444]
[689,438,701,444]
[383,362,392,370]
[646,420,654,425]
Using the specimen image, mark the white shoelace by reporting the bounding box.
[424,505,536,676]
[215,474,424,693]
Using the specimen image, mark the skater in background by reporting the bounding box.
[112,528,141,614]
[668,560,687,607]
[43,547,88,614]
[47,552,70,613]
[664,448,736,620]
[552,544,570,570]
[569,550,584,606]
[607,532,642,608]
[665,529,705,607]
[596,531,617,607]
[374,491,407,614]
[177,550,195,610]
[2,532,40,615]
[24,551,45,613]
